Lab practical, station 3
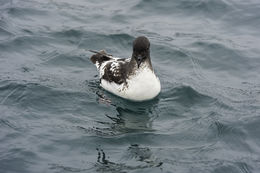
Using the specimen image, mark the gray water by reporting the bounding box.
[1,0,260,173]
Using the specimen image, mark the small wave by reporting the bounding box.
[133,0,232,18]
[214,161,253,173]
[42,53,89,68]
[0,118,17,130]
[0,80,92,113]
[0,81,27,105]
[52,29,83,38]
[7,7,47,17]
[152,44,191,66]
[78,32,134,55]
[221,1,260,31]
[177,0,232,17]
[108,33,134,41]
[0,35,50,53]
[211,120,243,138]
[161,85,215,105]
[191,40,259,77]
[0,27,15,41]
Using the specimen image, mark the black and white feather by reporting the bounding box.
[90,36,161,101]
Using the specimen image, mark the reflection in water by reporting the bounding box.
[95,100,159,136]
[86,82,163,172]
[125,144,163,167]
[85,79,160,136]
[49,163,88,173]
[106,106,156,132]
[84,103,158,136]
[95,144,162,173]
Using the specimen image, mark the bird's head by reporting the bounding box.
[132,36,150,68]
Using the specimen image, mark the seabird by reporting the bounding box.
[90,36,161,101]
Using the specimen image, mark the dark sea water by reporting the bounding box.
[1,0,260,172]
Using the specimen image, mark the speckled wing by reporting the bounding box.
[101,60,128,85]
[90,51,130,85]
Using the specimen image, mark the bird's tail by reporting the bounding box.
[88,49,112,67]
[87,49,112,57]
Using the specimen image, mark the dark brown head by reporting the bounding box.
[132,36,150,68]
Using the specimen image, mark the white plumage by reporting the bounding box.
[90,36,161,101]
[100,59,161,101]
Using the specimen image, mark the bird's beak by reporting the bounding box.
[137,55,142,68]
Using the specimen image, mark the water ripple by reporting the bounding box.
[1,0,260,173]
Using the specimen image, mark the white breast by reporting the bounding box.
[100,64,161,101]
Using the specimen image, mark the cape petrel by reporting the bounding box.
[90,36,161,101]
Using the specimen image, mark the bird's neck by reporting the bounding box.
[128,56,153,75]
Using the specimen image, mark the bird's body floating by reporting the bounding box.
[90,36,161,101]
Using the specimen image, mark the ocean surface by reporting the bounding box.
[1,0,260,172]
